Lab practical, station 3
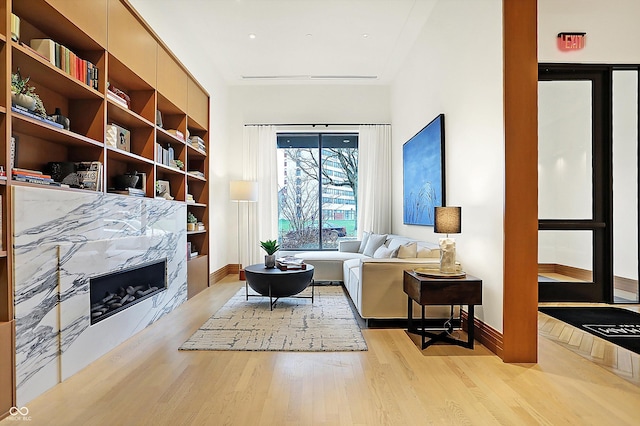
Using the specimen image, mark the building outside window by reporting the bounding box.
[277,133,358,250]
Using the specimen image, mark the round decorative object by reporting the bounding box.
[413,268,466,279]
[11,92,36,110]
[244,264,314,298]
[187,223,196,231]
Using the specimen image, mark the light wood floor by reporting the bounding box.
[3,276,640,426]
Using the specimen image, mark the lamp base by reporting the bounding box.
[439,237,457,274]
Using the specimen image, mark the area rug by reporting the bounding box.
[179,285,368,352]
[539,307,640,355]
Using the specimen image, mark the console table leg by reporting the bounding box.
[421,304,426,349]
[467,305,475,349]
[407,296,413,333]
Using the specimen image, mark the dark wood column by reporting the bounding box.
[503,0,538,362]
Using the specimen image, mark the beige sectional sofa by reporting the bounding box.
[295,234,457,320]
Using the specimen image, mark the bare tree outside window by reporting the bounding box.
[277,133,358,250]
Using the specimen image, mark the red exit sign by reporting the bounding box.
[557,32,586,51]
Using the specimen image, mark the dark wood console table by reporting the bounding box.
[403,270,482,349]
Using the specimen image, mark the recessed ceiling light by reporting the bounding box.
[362,34,369,38]
[248,33,256,39]
[306,33,313,37]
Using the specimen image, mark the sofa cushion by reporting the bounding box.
[294,251,368,262]
[386,237,415,251]
[373,245,397,258]
[363,233,387,257]
[358,231,371,253]
[397,242,417,258]
[417,247,435,258]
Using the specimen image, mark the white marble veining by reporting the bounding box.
[13,186,187,405]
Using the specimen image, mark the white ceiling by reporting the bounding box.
[127,0,437,85]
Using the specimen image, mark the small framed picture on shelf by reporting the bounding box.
[155,180,173,200]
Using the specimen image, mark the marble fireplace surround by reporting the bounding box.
[13,186,187,406]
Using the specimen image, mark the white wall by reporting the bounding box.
[539,0,640,63]
[226,84,390,266]
[390,0,504,331]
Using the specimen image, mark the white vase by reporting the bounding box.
[11,92,36,111]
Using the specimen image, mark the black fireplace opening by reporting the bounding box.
[90,259,167,325]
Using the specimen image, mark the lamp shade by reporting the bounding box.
[230,180,258,202]
[434,206,461,234]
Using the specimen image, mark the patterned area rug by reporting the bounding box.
[179,285,368,352]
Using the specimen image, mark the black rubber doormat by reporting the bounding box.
[539,307,640,355]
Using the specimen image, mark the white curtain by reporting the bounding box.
[357,124,392,236]
[243,125,278,265]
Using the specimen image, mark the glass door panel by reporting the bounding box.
[612,70,639,303]
[538,230,593,283]
[538,80,593,220]
[538,67,610,302]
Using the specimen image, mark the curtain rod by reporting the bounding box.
[244,123,390,127]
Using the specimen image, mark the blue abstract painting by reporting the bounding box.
[403,114,445,226]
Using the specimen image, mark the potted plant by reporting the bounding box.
[11,68,47,117]
[187,212,197,231]
[260,239,280,268]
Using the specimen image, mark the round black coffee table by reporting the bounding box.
[244,264,315,310]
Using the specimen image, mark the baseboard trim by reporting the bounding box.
[462,311,503,359]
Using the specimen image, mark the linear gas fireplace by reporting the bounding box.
[90,259,167,324]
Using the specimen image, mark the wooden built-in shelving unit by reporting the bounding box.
[0,0,210,418]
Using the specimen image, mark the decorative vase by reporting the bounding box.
[265,255,276,269]
[187,223,196,231]
[11,92,36,111]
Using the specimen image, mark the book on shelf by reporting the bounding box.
[107,91,129,108]
[276,256,306,270]
[189,251,199,259]
[108,187,145,197]
[11,105,64,129]
[166,129,184,141]
[76,161,102,191]
[29,39,98,89]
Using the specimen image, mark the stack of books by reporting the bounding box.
[166,129,184,141]
[188,170,205,179]
[28,39,98,90]
[12,168,60,186]
[11,105,63,129]
[108,187,145,197]
[276,256,307,270]
[189,136,206,153]
[186,194,195,203]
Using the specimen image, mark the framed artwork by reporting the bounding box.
[402,114,445,226]
[156,180,171,199]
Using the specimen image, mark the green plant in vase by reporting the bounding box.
[187,212,197,231]
[260,239,280,268]
[11,68,47,117]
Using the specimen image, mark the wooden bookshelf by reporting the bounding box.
[0,0,210,418]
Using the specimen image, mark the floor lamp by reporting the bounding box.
[230,180,258,280]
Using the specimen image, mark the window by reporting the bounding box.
[277,133,358,250]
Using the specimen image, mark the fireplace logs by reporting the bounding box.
[91,284,160,320]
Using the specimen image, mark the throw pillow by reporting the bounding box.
[397,241,417,258]
[363,233,387,257]
[358,231,371,254]
[373,246,397,259]
[417,247,433,258]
